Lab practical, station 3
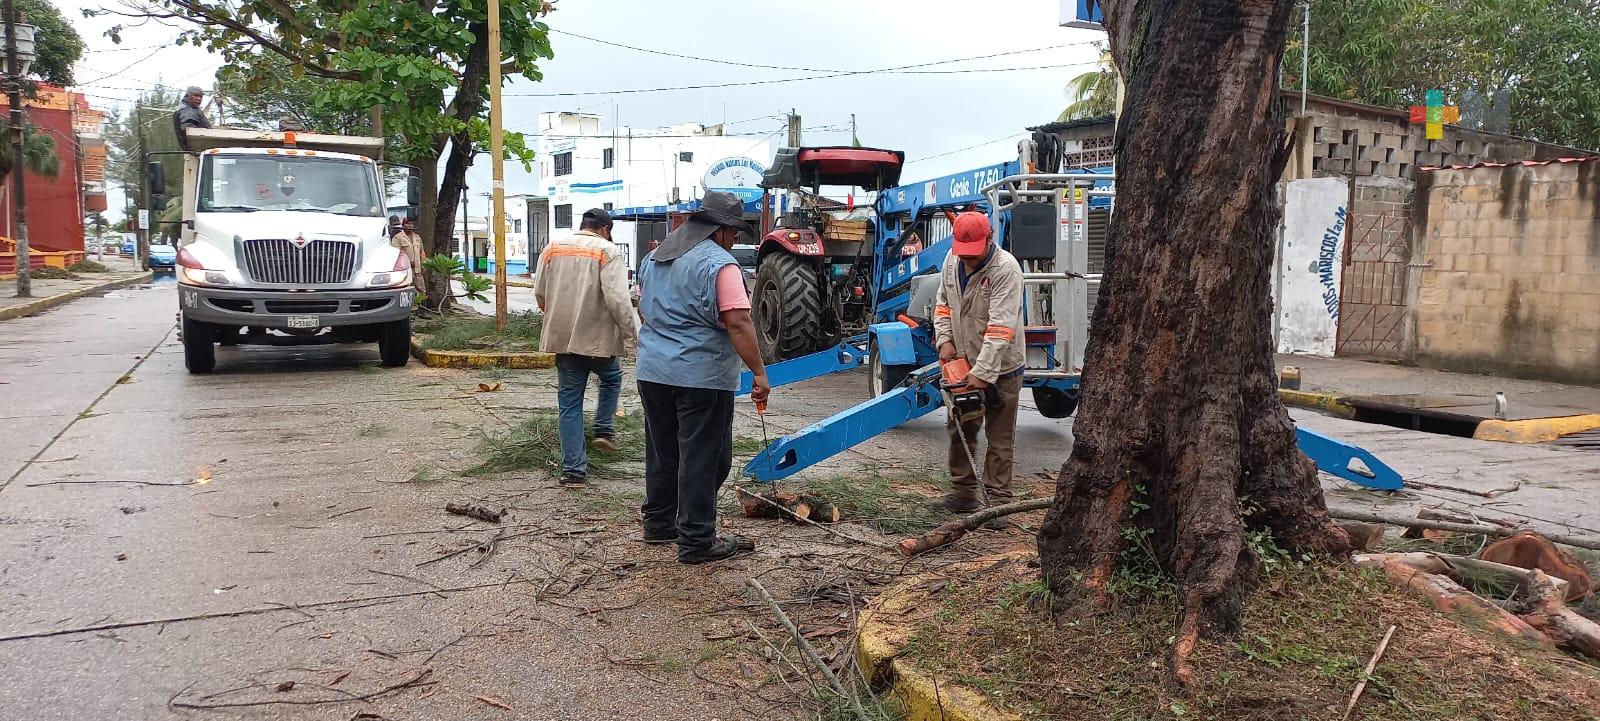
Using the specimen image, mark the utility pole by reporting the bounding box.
[136,105,149,269]
[849,113,858,146]
[786,109,802,148]
[460,192,468,272]
[5,0,30,296]
[487,0,507,330]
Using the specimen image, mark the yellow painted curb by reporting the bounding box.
[1278,388,1356,419]
[1473,414,1600,444]
[408,338,554,369]
[857,557,1025,721]
[0,272,154,322]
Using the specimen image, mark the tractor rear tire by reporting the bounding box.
[1033,386,1080,419]
[752,253,826,363]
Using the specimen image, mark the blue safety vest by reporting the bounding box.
[636,239,742,391]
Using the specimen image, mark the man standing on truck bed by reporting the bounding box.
[635,192,770,564]
[172,86,211,150]
[933,212,1026,520]
[533,208,639,489]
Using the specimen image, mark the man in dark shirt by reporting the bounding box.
[172,86,212,149]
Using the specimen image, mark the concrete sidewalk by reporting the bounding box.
[1280,353,1600,409]
[0,256,153,321]
[1279,354,1600,443]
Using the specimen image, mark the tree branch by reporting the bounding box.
[140,0,360,81]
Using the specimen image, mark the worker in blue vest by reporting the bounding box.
[634,191,770,564]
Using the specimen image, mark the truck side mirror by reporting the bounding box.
[406,176,420,206]
[151,193,169,212]
[146,161,166,193]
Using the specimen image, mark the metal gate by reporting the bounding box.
[1335,210,1410,359]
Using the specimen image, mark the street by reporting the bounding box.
[3,285,1599,720]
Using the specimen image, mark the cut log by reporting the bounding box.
[1417,507,1521,529]
[1518,569,1600,660]
[736,488,840,524]
[445,502,505,524]
[1328,509,1600,551]
[898,498,1052,557]
[1335,521,1387,551]
[1480,531,1594,601]
[1361,556,1552,648]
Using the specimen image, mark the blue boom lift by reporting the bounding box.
[739,142,1401,491]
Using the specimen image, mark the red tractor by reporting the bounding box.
[753,146,904,363]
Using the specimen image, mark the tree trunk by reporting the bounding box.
[427,21,491,311]
[1036,0,1349,687]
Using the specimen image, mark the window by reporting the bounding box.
[513,219,523,233]
[554,204,573,229]
[677,151,694,163]
[603,202,613,211]
[602,148,614,169]
[554,151,573,176]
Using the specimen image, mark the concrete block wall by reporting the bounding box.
[1411,159,1600,384]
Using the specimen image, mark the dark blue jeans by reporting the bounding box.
[638,380,733,555]
[555,354,623,480]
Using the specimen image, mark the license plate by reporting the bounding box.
[286,316,320,329]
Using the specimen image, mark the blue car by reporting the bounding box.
[148,243,177,273]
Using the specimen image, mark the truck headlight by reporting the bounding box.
[369,252,414,287]
[177,248,231,286]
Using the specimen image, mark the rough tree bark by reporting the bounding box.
[424,21,492,310]
[1036,0,1350,686]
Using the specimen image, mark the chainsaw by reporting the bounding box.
[939,358,986,423]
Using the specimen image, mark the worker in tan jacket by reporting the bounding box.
[932,212,1026,515]
[533,208,640,488]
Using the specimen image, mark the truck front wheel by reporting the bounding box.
[182,316,216,374]
[377,317,411,367]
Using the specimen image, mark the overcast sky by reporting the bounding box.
[58,0,1106,221]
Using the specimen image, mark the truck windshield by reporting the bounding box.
[199,155,382,216]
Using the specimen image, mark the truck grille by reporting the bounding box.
[240,239,357,285]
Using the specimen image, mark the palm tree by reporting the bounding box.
[0,120,62,180]
[1058,43,1119,121]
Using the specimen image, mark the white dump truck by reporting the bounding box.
[152,128,418,373]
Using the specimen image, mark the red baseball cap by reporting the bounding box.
[951,212,991,257]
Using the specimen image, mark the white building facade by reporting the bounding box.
[533,112,775,272]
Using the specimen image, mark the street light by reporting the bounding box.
[3,0,37,297]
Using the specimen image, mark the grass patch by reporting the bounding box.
[732,435,766,457]
[798,470,951,534]
[903,556,1600,721]
[468,409,644,479]
[356,422,393,438]
[30,266,77,280]
[414,311,543,352]
[67,260,110,273]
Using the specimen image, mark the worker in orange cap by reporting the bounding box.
[932,212,1026,521]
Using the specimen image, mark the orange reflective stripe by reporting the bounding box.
[934,305,952,318]
[984,325,1015,341]
[544,246,608,263]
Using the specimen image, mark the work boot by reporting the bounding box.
[679,535,754,565]
[559,473,587,489]
[591,436,619,452]
[939,493,981,514]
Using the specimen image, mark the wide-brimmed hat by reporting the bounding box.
[652,191,756,262]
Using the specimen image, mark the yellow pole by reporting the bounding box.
[488,0,507,331]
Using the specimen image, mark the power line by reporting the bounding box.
[550,29,858,73]
[505,42,1098,98]
[506,61,1090,98]
[904,132,1029,165]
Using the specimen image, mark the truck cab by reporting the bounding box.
[158,129,416,373]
